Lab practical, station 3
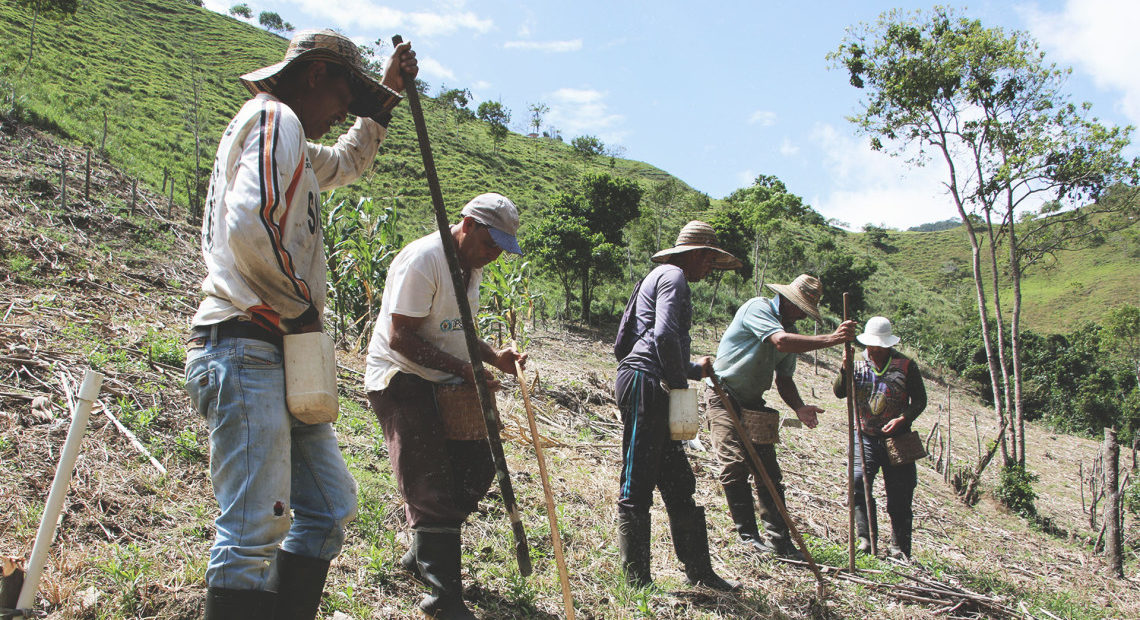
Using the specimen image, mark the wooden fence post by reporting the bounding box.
[84,148,91,201]
[167,175,174,218]
[101,110,108,151]
[1105,428,1123,578]
[130,179,137,216]
[945,385,952,483]
[59,157,67,211]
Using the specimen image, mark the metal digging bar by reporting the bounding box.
[392,34,531,576]
[707,373,828,597]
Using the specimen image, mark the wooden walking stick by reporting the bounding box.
[845,299,856,572]
[511,342,575,620]
[393,35,531,576]
[707,374,828,597]
[845,293,877,557]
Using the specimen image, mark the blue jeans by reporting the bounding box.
[184,332,358,591]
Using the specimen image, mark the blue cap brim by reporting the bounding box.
[488,227,523,255]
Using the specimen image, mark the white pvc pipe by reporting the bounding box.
[16,370,102,619]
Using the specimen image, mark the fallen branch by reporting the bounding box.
[96,399,166,476]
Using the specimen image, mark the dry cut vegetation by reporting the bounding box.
[2,125,1139,619]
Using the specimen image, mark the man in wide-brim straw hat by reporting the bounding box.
[611,221,742,590]
[701,274,857,559]
[183,29,416,619]
[833,316,927,561]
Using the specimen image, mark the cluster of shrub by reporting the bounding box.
[893,303,1140,444]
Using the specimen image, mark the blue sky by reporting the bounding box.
[204,0,1140,230]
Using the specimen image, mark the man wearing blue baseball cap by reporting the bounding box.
[364,193,526,619]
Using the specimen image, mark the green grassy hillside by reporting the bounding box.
[2,0,1135,335]
[847,220,1140,334]
[0,0,704,227]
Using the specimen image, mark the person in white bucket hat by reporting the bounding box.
[702,274,856,559]
[184,29,417,620]
[833,316,928,561]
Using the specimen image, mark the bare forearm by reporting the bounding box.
[390,330,470,378]
[770,331,844,354]
[775,376,805,411]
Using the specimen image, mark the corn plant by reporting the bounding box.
[324,191,403,351]
[478,256,541,349]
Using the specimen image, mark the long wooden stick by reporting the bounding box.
[845,293,877,556]
[844,298,856,572]
[393,35,531,576]
[707,374,827,596]
[511,343,574,619]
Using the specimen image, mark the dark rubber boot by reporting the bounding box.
[401,545,427,585]
[890,519,912,561]
[722,481,769,555]
[756,484,802,561]
[668,506,742,592]
[273,549,330,620]
[617,512,653,588]
[204,587,275,620]
[854,503,872,554]
[416,530,475,620]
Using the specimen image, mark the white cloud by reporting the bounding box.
[1020,0,1140,126]
[735,169,757,188]
[779,138,799,157]
[471,80,491,91]
[280,0,493,37]
[546,88,628,144]
[808,123,959,230]
[417,57,456,81]
[503,39,583,53]
[747,109,776,126]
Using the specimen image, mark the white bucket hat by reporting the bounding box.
[856,316,901,348]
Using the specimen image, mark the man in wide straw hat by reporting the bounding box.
[184,29,416,619]
[703,275,856,559]
[365,193,527,619]
[612,221,742,590]
[833,316,927,561]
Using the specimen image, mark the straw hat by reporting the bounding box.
[765,274,823,321]
[651,221,742,270]
[856,316,901,348]
[239,29,400,119]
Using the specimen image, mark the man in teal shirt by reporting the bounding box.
[703,275,855,558]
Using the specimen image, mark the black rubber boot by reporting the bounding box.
[756,485,803,561]
[667,506,742,592]
[617,511,653,588]
[853,503,872,554]
[401,545,427,585]
[416,530,475,620]
[889,519,912,561]
[722,481,769,555]
[204,587,275,620]
[273,549,331,620]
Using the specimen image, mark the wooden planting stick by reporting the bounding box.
[15,370,103,620]
[511,343,574,619]
[707,374,828,596]
[845,293,877,556]
[393,34,531,576]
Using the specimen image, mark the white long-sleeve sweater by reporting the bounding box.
[192,93,386,333]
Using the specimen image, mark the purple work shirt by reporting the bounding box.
[617,264,703,389]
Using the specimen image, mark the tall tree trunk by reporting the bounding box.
[983,207,1012,462]
[1007,215,1027,466]
[580,267,591,324]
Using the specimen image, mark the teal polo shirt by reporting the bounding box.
[709,295,797,409]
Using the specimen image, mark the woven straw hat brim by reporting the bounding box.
[239,48,387,118]
[651,245,743,270]
[766,282,822,321]
[856,333,901,347]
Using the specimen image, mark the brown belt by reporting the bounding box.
[188,319,283,348]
